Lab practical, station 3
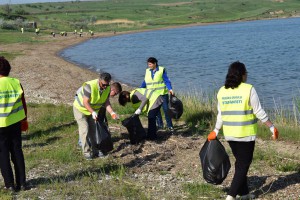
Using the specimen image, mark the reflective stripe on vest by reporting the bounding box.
[144,66,168,95]
[0,77,25,127]
[217,83,257,137]
[73,79,110,115]
[130,88,160,115]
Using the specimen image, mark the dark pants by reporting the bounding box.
[148,106,162,139]
[156,94,173,128]
[228,141,255,197]
[0,122,26,188]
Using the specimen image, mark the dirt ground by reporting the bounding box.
[2,33,300,199]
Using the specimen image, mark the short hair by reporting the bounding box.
[99,72,111,82]
[118,91,130,106]
[0,57,11,76]
[147,57,158,65]
[224,61,247,89]
[111,82,122,93]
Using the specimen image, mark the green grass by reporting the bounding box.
[1,0,300,41]
[0,50,23,61]
[183,182,224,199]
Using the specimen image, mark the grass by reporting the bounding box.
[1,0,300,42]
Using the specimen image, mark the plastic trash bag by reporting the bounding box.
[122,114,146,144]
[169,95,183,119]
[199,139,231,185]
[95,121,113,154]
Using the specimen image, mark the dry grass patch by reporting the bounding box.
[94,19,135,25]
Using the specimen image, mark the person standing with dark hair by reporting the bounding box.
[140,57,174,132]
[208,61,279,200]
[73,73,119,160]
[0,57,28,192]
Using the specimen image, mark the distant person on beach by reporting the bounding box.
[140,57,174,132]
[119,88,163,140]
[35,28,40,35]
[207,61,279,200]
[0,57,29,192]
[73,73,120,160]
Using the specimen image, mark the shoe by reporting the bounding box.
[84,154,93,160]
[168,127,174,133]
[237,194,255,200]
[4,186,16,193]
[226,195,236,200]
[95,151,105,158]
[16,184,30,191]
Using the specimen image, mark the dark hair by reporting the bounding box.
[99,72,111,82]
[111,82,122,93]
[118,91,130,106]
[224,61,247,89]
[0,57,11,76]
[147,57,158,65]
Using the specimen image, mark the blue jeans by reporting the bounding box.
[148,106,161,139]
[156,94,173,128]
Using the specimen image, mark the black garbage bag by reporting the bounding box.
[199,139,231,185]
[95,121,113,154]
[121,114,146,144]
[169,95,183,119]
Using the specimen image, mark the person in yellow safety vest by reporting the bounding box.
[207,61,279,200]
[140,57,174,133]
[77,82,122,147]
[73,73,119,160]
[118,88,163,140]
[35,28,40,35]
[0,57,29,192]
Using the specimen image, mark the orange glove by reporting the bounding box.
[207,131,217,141]
[21,120,28,132]
[270,126,279,140]
[110,112,119,120]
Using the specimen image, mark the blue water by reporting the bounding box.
[60,17,300,108]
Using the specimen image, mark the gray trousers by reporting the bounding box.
[73,105,96,156]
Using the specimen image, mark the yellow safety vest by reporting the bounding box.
[130,88,161,115]
[144,66,168,95]
[0,77,25,127]
[217,83,257,137]
[73,79,110,115]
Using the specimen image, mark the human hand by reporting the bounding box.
[92,111,98,120]
[111,112,119,120]
[169,90,174,96]
[207,131,217,141]
[270,125,279,140]
[134,108,141,115]
[21,120,28,132]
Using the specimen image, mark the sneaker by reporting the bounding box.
[84,154,93,160]
[168,127,174,133]
[237,194,255,200]
[96,151,105,158]
[4,186,16,193]
[16,184,30,191]
[226,195,236,200]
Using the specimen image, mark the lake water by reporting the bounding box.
[60,17,300,108]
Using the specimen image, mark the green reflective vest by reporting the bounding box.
[0,77,25,127]
[217,83,257,137]
[73,79,110,115]
[144,66,168,95]
[130,88,161,115]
